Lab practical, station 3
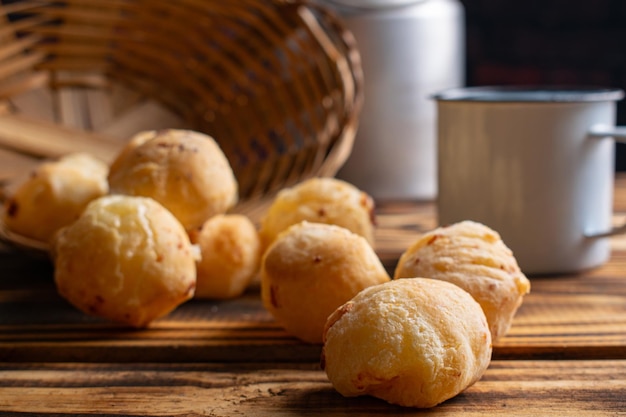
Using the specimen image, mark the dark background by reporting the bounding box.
[461,0,626,170]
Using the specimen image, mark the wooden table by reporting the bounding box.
[1,176,625,416]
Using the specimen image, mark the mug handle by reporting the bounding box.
[585,124,626,238]
[588,124,626,141]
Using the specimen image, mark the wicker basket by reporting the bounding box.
[0,0,363,216]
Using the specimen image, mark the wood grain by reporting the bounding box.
[0,176,625,415]
[1,246,625,363]
[1,178,625,363]
[0,360,623,416]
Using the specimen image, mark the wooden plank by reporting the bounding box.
[0,360,623,416]
[0,247,624,363]
[0,176,625,363]
[374,200,436,267]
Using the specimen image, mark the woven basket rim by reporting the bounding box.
[0,0,364,215]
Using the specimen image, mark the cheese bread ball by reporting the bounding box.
[3,152,108,242]
[322,278,492,408]
[188,214,261,299]
[53,195,197,327]
[394,220,531,341]
[261,221,390,344]
[108,129,238,230]
[259,177,375,250]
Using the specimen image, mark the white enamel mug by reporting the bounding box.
[434,86,626,275]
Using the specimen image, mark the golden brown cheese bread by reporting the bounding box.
[3,152,109,242]
[108,129,237,230]
[261,221,390,344]
[53,195,197,327]
[189,214,261,299]
[322,278,492,408]
[394,220,531,341]
[259,177,375,251]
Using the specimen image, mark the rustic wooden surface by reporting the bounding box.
[1,252,626,363]
[0,360,624,416]
[0,172,625,414]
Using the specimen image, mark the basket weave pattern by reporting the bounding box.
[0,0,363,211]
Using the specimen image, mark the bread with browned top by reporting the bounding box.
[53,195,197,327]
[259,177,375,251]
[261,221,389,344]
[322,278,492,408]
[394,220,530,341]
[108,129,237,230]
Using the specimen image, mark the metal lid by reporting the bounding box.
[320,0,426,11]
[433,86,625,103]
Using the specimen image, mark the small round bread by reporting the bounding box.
[322,278,492,408]
[261,221,390,344]
[108,129,238,230]
[188,214,261,299]
[53,195,197,327]
[3,152,109,243]
[394,220,531,341]
[258,177,376,250]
